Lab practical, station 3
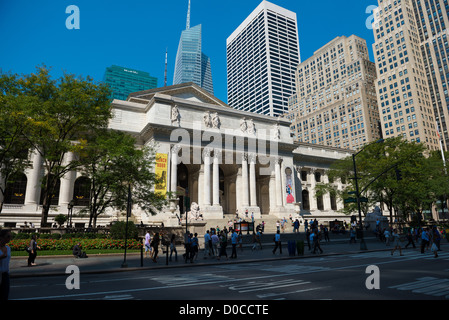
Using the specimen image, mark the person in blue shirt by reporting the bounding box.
[272,230,282,255]
[420,228,430,254]
[230,229,238,259]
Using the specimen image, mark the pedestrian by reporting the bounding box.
[312,229,323,254]
[184,233,192,263]
[384,228,391,246]
[420,228,430,254]
[323,226,330,242]
[404,230,416,249]
[293,219,300,233]
[169,234,178,262]
[0,229,12,301]
[306,229,311,250]
[230,229,238,258]
[349,228,356,244]
[272,230,282,255]
[191,233,199,262]
[144,230,152,258]
[152,232,160,263]
[218,231,228,260]
[391,229,404,256]
[27,234,40,266]
[432,227,441,251]
[238,231,243,252]
[431,238,439,258]
[73,242,88,258]
[211,232,220,257]
[204,230,212,259]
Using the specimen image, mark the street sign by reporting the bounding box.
[344,198,357,204]
[360,197,369,203]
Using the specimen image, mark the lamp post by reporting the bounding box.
[352,139,384,251]
[122,183,132,268]
[67,200,74,228]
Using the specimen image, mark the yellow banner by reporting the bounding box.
[155,153,168,196]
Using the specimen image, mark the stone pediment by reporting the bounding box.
[126,82,229,109]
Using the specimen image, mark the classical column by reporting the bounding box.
[170,145,181,195]
[203,148,212,207]
[241,153,249,207]
[309,168,318,210]
[249,153,257,207]
[213,149,221,206]
[275,157,283,207]
[59,152,75,206]
[24,149,42,205]
[323,171,332,210]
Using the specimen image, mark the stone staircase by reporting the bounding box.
[204,214,292,235]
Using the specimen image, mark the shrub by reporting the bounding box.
[109,221,139,240]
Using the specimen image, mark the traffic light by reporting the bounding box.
[395,168,403,181]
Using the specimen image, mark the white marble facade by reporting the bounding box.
[0,83,353,227]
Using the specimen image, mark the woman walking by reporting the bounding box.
[27,234,40,266]
[152,232,160,263]
[169,234,178,262]
[391,229,404,256]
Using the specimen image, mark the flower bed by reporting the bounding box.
[9,238,143,251]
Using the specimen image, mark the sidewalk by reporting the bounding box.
[8,233,435,278]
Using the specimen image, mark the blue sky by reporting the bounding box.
[0,0,378,103]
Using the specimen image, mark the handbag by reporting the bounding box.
[431,243,438,252]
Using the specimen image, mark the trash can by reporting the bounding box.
[296,240,304,256]
[288,240,296,256]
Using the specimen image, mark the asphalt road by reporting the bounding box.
[10,247,449,302]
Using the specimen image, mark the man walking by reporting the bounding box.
[230,229,238,259]
[272,230,282,255]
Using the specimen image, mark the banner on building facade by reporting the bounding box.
[155,153,168,196]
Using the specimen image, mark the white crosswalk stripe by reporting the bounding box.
[389,277,449,299]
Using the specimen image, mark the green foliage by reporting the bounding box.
[54,214,68,227]
[1,65,113,225]
[321,136,449,223]
[109,221,139,240]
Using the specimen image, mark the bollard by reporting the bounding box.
[141,244,144,267]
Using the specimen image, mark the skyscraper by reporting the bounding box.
[227,0,300,117]
[372,0,440,151]
[287,35,381,150]
[103,65,158,101]
[411,0,449,151]
[173,0,214,95]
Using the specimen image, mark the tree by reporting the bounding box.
[78,129,168,227]
[0,72,33,213]
[16,66,112,226]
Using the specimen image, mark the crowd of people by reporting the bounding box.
[375,224,445,258]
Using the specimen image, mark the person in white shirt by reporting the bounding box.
[0,230,12,301]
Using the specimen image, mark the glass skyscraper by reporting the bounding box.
[173,1,214,94]
[103,65,158,101]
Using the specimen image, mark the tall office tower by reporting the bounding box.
[371,0,440,151]
[411,0,449,151]
[286,35,381,150]
[227,0,300,117]
[103,65,158,101]
[173,0,214,94]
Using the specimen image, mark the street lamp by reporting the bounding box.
[67,200,74,228]
[122,183,132,268]
[352,139,384,251]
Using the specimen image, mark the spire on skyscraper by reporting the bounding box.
[186,0,191,29]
